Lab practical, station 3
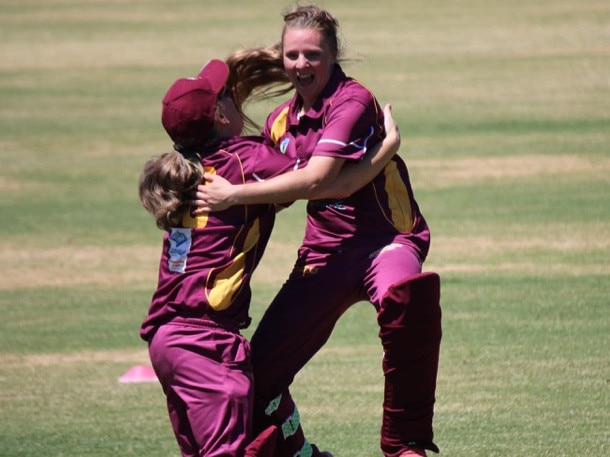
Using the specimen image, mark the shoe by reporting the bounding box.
[400,447,427,457]
[320,453,334,457]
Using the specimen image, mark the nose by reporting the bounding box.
[295,53,309,69]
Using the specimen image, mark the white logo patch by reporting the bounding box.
[168,228,192,273]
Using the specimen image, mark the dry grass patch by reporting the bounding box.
[0,244,159,290]
[427,261,608,276]
[0,239,300,290]
[413,154,610,189]
[428,230,609,276]
[0,176,50,193]
[434,232,609,254]
[252,239,301,285]
[0,348,151,370]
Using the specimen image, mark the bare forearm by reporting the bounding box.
[230,169,322,205]
[232,155,345,205]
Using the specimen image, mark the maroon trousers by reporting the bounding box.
[378,272,442,456]
[250,243,442,457]
[148,318,253,457]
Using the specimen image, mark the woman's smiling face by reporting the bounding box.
[282,27,336,110]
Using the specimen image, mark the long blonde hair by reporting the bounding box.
[223,4,344,130]
[139,150,203,231]
[140,5,343,230]
[224,43,291,131]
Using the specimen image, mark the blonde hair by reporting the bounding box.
[138,151,203,231]
[222,4,343,129]
[226,43,290,110]
[224,44,291,131]
[281,4,342,59]
[140,5,344,230]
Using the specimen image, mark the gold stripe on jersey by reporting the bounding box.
[383,161,414,233]
[181,166,216,228]
[269,107,290,145]
[206,219,261,311]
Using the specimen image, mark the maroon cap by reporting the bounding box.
[161,59,229,147]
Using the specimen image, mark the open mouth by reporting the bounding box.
[297,74,314,87]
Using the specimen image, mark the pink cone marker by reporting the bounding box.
[118,364,158,383]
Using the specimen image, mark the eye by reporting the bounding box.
[304,51,322,61]
[284,51,298,61]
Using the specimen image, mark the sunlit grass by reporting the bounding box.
[0,1,608,456]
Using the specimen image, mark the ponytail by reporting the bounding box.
[225,43,293,131]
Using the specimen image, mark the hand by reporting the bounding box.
[191,173,235,215]
[383,104,401,150]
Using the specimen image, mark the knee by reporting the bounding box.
[378,272,442,342]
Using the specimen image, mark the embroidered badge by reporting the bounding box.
[168,228,192,273]
[280,137,290,154]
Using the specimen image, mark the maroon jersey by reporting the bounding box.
[263,65,430,257]
[141,136,302,340]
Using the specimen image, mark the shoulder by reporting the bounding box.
[225,135,267,148]
[335,79,376,108]
[265,101,293,144]
[323,78,381,126]
[209,135,269,154]
[267,99,293,123]
[221,135,293,167]
[199,137,273,182]
[325,65,377,107]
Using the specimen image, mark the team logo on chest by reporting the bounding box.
[280,137,290,154]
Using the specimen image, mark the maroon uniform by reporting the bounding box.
[142,136,302,457]
[250,65,441,456]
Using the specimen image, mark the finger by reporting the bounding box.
[191,205,210,216]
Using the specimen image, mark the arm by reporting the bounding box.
[194,102,393,213]
[195,154,345,212]
[313,104,400,199]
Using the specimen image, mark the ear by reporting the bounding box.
[214,105,230,126]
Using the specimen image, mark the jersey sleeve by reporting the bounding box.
[248,141,306,182]
[314,96,384,161]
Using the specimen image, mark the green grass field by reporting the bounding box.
[1,1,608,456]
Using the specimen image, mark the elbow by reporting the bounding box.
[310,173,355,199]
[305,181,329,199]
[308,179,354,200]
[299,159,345,199]
[302,173,332,198]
